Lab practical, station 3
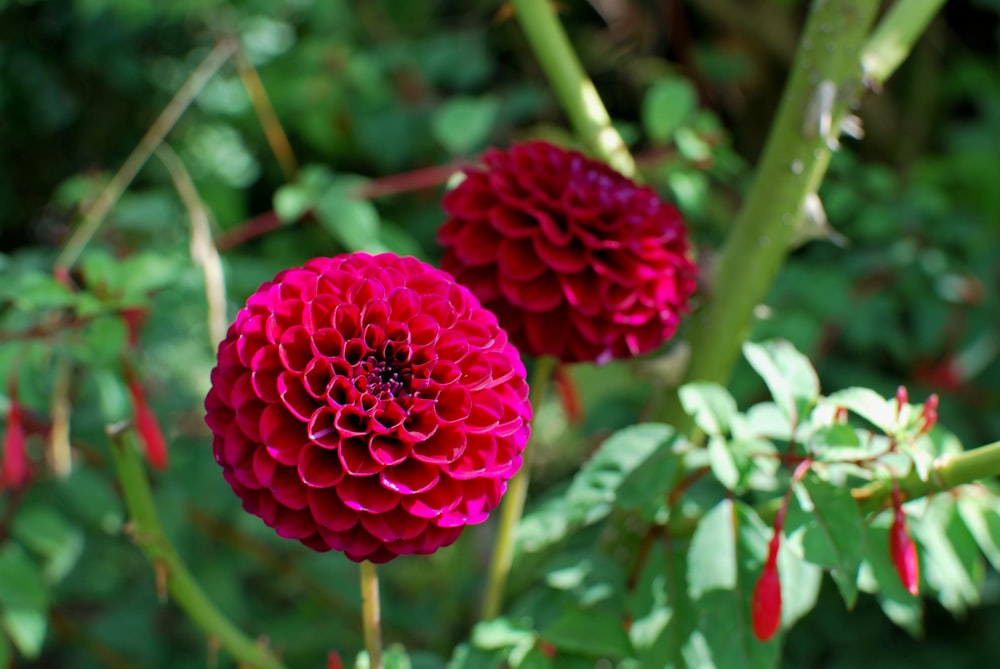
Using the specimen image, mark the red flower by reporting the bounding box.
[751,533,782,642]
[2,395,29,490]
[204,253,531,563]
[438,141,697,363]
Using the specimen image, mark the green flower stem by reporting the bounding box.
[481,354,558,620]
[511,0,636,176]
[360,560,383,669]
[106,424,286,669]
[657,0,881,427]
[861,0,948,88]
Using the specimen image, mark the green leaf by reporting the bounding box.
[627,540,693,669]
[12,272,76,310]
[679,382,737,436]
[0,548,48,659]
[616,443,681,519]
[786,472,865,608]
[1,609,46,659]
[642,77,698,144]
[509,645,554,669]
[956,494,1000,571]
[706,436,740,491]
[823,387,894,434]
[911,495,982,615]
[687,500,780,669]
[471,618,535,650]
[274,183,313,223]
[742,340,820,423]
[0,634,10,667]
[540,608,632,659]
[314,190,383,253]
[447,644,505,669]
[562,424,679,527]
[432,95,500,155]
[11,506,84,583]
[859,522,923,635]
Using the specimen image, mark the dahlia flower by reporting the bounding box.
[439,141,697,363]
[205,253,531,563]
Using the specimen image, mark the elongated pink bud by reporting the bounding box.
[127,378,169,470]
[919,394,939,435]
[752,533,782,641]
[895,385,908,420]
[890,483,919,595]
[326,650,343,669]
[2,398,29,489]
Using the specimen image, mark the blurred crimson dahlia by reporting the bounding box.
[204,252,531,563]
[439,141,698,363]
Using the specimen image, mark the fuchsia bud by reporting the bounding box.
[919,394,939,435]
[834,406,848,424]
[890,482,920,596]
[553,365,583,425]
[752,533,782,642]
[2,392,29,490]
[895,385,908,419]
[125,375,169,470]
[326,651,343,669]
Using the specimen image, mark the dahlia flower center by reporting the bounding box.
[358,354,411,400]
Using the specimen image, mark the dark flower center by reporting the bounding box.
[357,354,411,400]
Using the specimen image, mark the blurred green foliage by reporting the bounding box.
[1,0,1000,667]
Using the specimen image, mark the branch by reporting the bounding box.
[54,37,237,273]
[106,424,287,669]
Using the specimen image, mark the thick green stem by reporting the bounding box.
[481,355,557,620]
[360,561,383,669]
[658,0,880,426]
[861,0,948,88]
[512,0,636,176]
[106,425,286,669]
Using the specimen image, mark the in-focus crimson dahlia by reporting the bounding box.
[438,141,698,363]
[204,252,531,563]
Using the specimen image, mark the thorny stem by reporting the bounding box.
[657,0,881,429]
[511,0,636,176]
[360,561,383,669]
[53,37,237,274]
[481,355,558,620]
[106,423,286,669]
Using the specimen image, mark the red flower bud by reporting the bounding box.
[890,484,919,595]
[895,385,908,420]
[834,406,848,424]
[2,397,29,490]
[127,378,169,470]
[326,651,343,669]
[553,365,583,424]
[752,545,782,642]
[539,641,557,658]
[918,393,938,435]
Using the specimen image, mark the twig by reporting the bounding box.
[233,46,299,182]
[155,143,228,346]
[54,37,237,273]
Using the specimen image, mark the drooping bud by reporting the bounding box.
[126,375,169,470]
[2,374,30,489]
[553,364,583,425]
[752,534,782,642]
[890,482,920,596]
[2,393,29,490]
[919,394,939,435]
